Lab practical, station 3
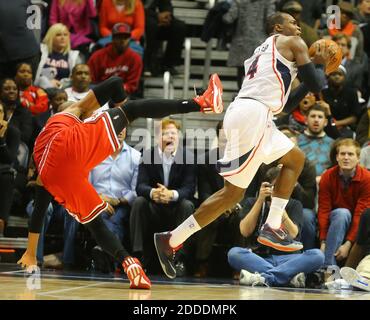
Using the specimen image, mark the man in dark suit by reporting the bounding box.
[130,119,196,275]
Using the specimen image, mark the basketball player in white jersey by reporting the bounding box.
[155,12,329,279]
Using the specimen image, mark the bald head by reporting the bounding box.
[265,12,301,36]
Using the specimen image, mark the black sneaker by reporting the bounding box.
[257,224,303,252]
[154,232,180,279]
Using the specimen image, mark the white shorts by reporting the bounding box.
[217,98,294,188]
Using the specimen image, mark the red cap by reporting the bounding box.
[112,23,131,36]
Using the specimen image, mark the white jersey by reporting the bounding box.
[237,35,298,114]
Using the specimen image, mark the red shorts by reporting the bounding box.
[33,112,120,223]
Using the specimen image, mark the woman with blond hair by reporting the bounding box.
[49,0,97,58]
[35,23,83,89]
[99,0,145,42]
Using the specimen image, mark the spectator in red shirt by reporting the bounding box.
[15,63,49,116]
[318,138,370,267]
[88,23,142,95]
[98,0,145,41]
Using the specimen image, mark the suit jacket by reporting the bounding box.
[136,146,196,202]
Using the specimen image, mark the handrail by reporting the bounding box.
[183,38,191,99]
[163,71,171,99]
[181,38,192,130]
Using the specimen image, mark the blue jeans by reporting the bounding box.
[301,208,317,250]
[324,208,352,266]
[26,201,79,265]
[228,247,324,286]
[101,205,130,243]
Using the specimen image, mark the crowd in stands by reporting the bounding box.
[0,0,370,288]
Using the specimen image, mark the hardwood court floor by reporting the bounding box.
[0,263,369,300]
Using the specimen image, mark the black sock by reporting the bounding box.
[85,214,129,263]
[122,99,200,123]
[29,186,52,234]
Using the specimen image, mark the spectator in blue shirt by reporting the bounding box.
[297,104,335,180]
[90,127,141,246]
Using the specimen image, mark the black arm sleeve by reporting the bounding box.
[92,76,127,107]
[297,62,326,93]
[284,64,326,113]
[283,83,310,114]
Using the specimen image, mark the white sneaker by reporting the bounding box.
[240,269,267,287]
[290,272,306,288]
[340,267,370,292]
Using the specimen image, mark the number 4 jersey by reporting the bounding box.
[237,35,298,115]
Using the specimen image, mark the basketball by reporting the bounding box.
[308,39,342,75]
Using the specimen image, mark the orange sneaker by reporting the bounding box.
[122,257,151,289]
[193,73,223,114]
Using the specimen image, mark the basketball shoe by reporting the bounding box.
[193,73,223,114]
[122,257,151,289]
[154,232,183,279]
[340,267,370,292]
[257,223,303,252]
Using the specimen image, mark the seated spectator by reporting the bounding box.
[88,23,142,96]
[194,121,245,278]
[297,104,335,179]
[49,0,97,60]
[15,62,49,115]
[275,92,316,133]
[35,23,83,89]
[281,1,319,47]
[332,33,367,95]
[322,66,362,138]
[98,0,145,48]
[130,119,196,275]
[356,107,370,147]
[65,64,92,102]
[143,0,186,76]
[89,128,141,272]
[323,1,365,63]
[279,126,317,250]
[0,102,21,237]
[318,139,370,267]
[0,78,33,147]
[34,88,68,135]
[228,166,324,288]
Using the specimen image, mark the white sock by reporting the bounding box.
[169,215,201,248]
[265,197,289,229]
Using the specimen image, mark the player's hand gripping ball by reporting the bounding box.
[309,39,342,75]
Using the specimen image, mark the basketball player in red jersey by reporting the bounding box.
[155,12,331,279]
[17,74,223,289]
